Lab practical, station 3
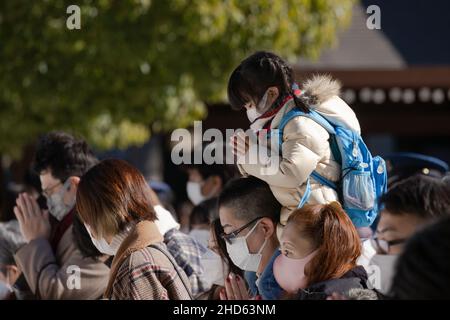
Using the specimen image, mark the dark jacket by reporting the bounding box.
[297,266,368,300]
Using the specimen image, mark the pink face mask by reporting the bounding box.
[273,250,318,293]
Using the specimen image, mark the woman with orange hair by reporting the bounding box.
[273,202,369,300]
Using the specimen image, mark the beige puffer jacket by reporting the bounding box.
[238,75,361,237]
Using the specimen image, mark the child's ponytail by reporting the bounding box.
[269,56,310,113]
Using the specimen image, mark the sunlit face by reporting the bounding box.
[39,170,78,207]
[219,206,266,254]
[376,210,428,255]
[279,223,316,259]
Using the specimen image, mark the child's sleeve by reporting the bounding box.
[239,116,330,188]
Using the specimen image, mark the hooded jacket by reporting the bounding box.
[237,75,361,237]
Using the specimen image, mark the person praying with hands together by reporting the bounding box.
[12,132,110,300]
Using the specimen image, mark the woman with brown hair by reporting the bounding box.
[76,159,192,300]
[273,201,368,300]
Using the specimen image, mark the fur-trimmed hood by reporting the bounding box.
[299,74,361,134]
[301,74,342,105]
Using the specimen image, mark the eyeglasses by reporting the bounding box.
[220,217,263,244]
[42,181,63,198]
[371,236,406,254]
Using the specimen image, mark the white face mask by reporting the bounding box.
[186,181,206,205]
[46,179,75,221]
[84,223,133,256]
[245,90,269,123]
[200,249,229,288]
[246,107,263,123]
[225,220,267,272]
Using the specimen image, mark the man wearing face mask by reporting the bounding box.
[218,177,283,300]
[12,132,110,299]
[360,174,450,295]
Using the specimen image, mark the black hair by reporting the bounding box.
[379,174,450,219]
[218,176,281,222]
[186,163,237,186]
[33,131,98,181]
[389,216,450,299]
[227,51,308,112]
[211,218,243,277]
[190,197,218,227]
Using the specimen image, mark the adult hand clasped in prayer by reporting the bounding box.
[14,193,51,243]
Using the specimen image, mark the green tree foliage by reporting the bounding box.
[0,0,355,157]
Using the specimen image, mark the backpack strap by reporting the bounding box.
[278,108,339,196]
[298,178,312,208]
[147,244,194,300]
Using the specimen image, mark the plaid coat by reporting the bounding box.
[105,220,192,300]
[164,228,208,296]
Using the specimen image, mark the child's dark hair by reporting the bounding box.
[227,51,309,113]
[218,176,281,223]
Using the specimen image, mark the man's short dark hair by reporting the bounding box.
[34,131,98,181]
[218,176,281,222]
[379,174,450,219]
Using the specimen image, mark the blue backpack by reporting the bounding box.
[276,107,388,228]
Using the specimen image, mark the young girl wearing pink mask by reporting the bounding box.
[273,202,369,300]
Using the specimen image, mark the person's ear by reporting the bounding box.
[266,86,279,105]
[259,217,275,238]
[10,265,20,277]
[6,265,21,285]
[64,176,80,205]
[68,176,80,192]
